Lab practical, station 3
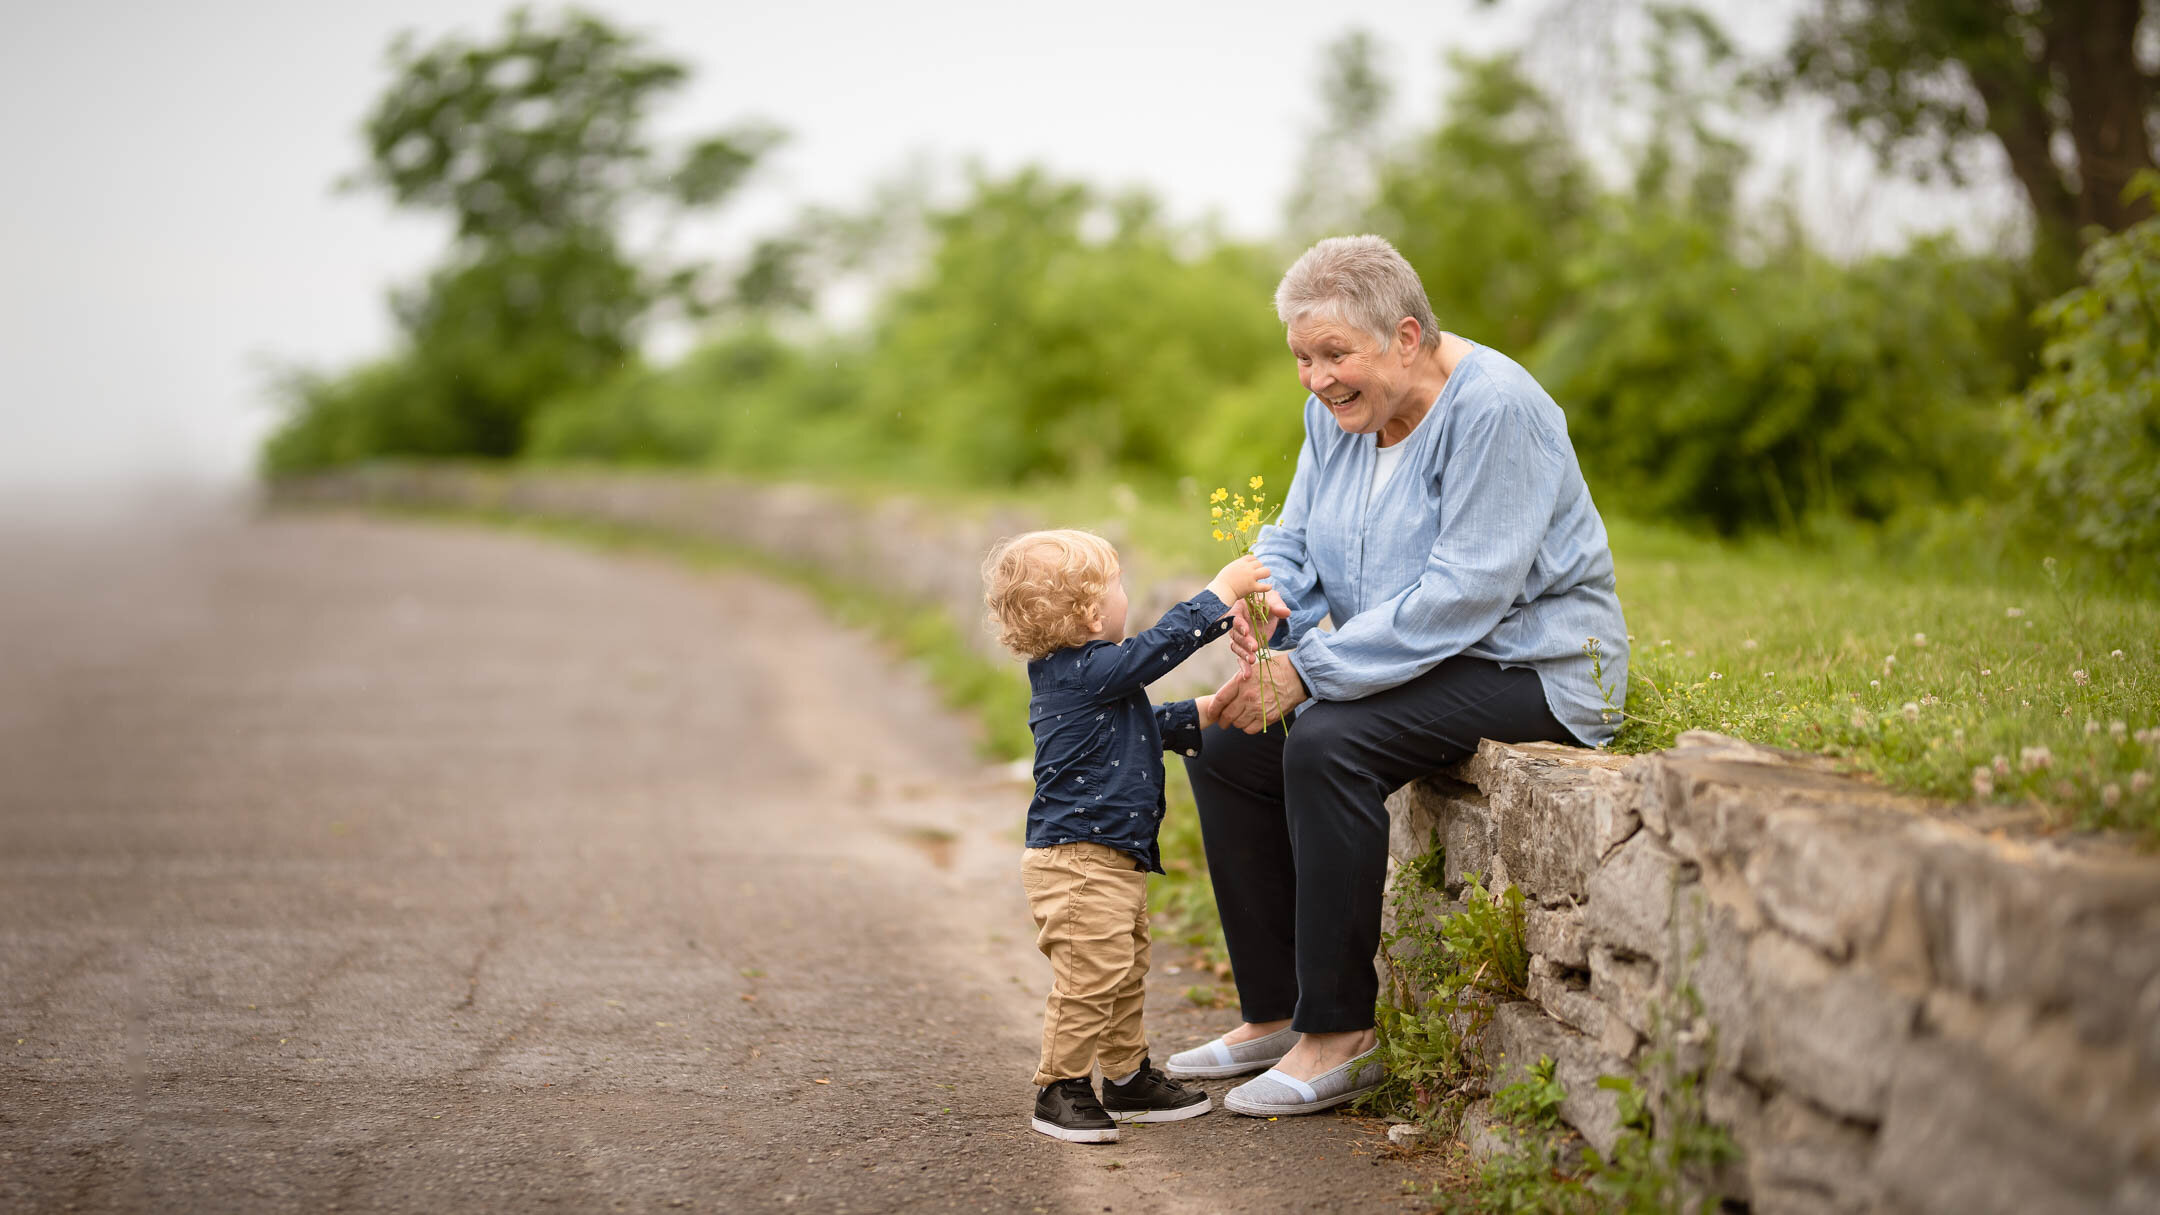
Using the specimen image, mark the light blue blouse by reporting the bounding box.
[1257,342,1629,746]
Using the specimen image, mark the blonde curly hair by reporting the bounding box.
[982,529,1120,660]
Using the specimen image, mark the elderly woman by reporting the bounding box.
[1165,236,1627,1117]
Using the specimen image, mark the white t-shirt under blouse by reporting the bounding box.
[1366,435,1410,514]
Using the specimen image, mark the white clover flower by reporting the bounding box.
[1884,655,1898,667]
[2020,746,2053,773]
[1921,694,1940,705]
[1902,702,1921,723]
[2110,649,2125,660]
[1709,671,1723,681]
[1742,638,1758,650]
[1971,767,1994,797]
[1659,639,1672,647]
[2101,783,2123,809]
[2133,771,2153,796]
[1870,679,1880,688]
[2112,720,2130,742]
[2086,719,2101,736]
[1762,670,1775,678]
[1980,668,1992,677]
[1992,754,2011,778]
[2006,607,2024,618]
[1912,632,1928,647]
[2072,669,2090,686]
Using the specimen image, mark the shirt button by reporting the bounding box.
[1192,629,1201,637]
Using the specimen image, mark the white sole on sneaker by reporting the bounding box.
[1162,1056,1279,1080]
[1222,1050,1385,1117]
[1108,1094,1212,1123]
[1222,1085,1369,1116]
[1162,1030,1297,1079]
[1030,1117,1119,1143]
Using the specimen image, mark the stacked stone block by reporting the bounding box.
[1387,733,2160,1215]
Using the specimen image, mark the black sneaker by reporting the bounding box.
[1101,1058,1212,1123]
[1032,1078,1119,1143]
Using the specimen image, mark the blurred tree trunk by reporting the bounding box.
[2047,0,2155,233]
[1772,0,2157,272]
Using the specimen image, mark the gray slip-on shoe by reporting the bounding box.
[1222,1047,1384,1116]
[1163,1026,1298,1079]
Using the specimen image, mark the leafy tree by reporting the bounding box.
[1767,0,2158,271]
[1284,31,1396,239]
[265,8,776,472]
[1365,53,1596,353]
[846,169,1283,485]
[2008,172,2160,571]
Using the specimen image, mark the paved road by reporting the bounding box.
[0,501,1436,1213]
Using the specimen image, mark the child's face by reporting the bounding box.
[1094,568,1130,643]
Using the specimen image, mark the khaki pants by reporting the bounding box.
[1021,842,1151,1087]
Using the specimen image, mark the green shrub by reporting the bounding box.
[2007,173,2160,577]
[1534,217,2026,533]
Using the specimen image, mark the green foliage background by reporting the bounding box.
[266,10,2159,595]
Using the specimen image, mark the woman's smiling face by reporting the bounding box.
[1287,313,1409,436]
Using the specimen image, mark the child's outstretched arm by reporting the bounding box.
[1075,563,1264,699]
[1157,665,1249,756]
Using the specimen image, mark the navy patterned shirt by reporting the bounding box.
[1024,589,1235,873]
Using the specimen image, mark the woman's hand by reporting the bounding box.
[1217,650,1309,734]
[1222,607,1259,665]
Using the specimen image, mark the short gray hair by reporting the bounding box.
[1274,235,1440,350]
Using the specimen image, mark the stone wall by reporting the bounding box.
[1390,734,2160,1215]
[282,465,2160,1213]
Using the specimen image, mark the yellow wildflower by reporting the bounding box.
[1249,476,1264,490]
[1210,487,1228,503]
[1212,529,1226,541]
[1211,506,1223,519]
[1233,494,1246,509]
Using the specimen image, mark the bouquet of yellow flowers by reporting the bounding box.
[1209,476,1288,732]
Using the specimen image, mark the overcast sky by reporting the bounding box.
[0,0,2022,494]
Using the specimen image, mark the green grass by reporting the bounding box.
[1605,524,2159,841]
[846,473,2159,842]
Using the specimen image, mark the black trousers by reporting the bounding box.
[1181,655,1578,1033]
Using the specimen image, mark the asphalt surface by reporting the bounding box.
[0,500,1439,1213]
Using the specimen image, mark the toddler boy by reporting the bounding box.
[981,529,1269,1143]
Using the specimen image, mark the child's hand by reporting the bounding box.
[1197,665,1249,728]
[1206,554,1273,606]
